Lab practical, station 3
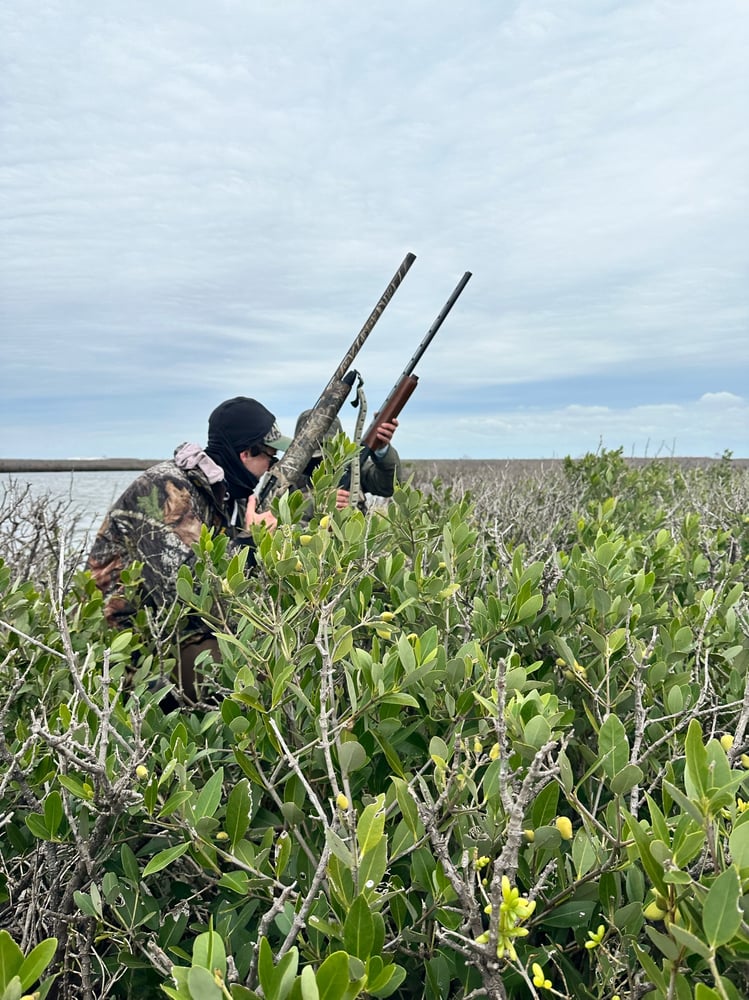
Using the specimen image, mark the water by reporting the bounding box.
[0,470,137,541]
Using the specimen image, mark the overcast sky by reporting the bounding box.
[1,0,747,460]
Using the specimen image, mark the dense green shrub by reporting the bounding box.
[0,451,748,999]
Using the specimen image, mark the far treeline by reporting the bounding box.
[1,455,747,474]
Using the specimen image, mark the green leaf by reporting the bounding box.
[121,844,141,885]
[516,593,543,623]
[531,782,559,830]
[194,767,224,821]
[599,715,629,780]
[187,965,222,998]
[694,986,722,1000]
[632,944,667,991]
[538,899,597,928]
[571,828,598,878]
[523,714,551,750]
[645,925,682,961]
[73,891,98,918]
[229,988,258,1000]
[368,963,407,998]
[89,882,103,918]
[158,790,194,820]
[225,780,251,850]
[0,930,24,991]
[371,731,406,780]
[428,737,450,765]
[43,791,63,838]
[316,951,350,1000]
[359,838,388,895]
[356,795,386,857]
[338,741,367,775]
[668,922,711,960]
[275,831,292,878]
[663,781,707,825]
[300,965,320,1000]
[257,939,274,998]
[274,948,299,1000]
[343,896,375,960]
[25,813,51,841]
[729,821,749,869]
[391,778,420,839]
[705,740,732,791]
[2,973,23,999]
[326,829,355,869]
[18,937,57,991]
[610,764,644,796]
[684,718,708,800]
[624,813,668,895]
[379,693,420,708]
[703,866,742,948]
[193,929,227,978]
[142,843,190,877]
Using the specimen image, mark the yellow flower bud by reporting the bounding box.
[319,515,330,529]
[216,831,229,841]
[473,738,482,754]
[135,765,148,780]
[336,793,349,810]
[376,628,392,640]
[555,816,573,840]
[523,828,535,842]
[300,534,313,546]
[380,611,395,622]
[741,755,749,769]
[407,632,419,642]
[643,900,667,921]
[489,743,500,761]
[720,733,734,751]
[531,963,551,989]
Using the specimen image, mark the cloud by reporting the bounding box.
[1,1,748,458]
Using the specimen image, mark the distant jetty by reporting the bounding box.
[0,458,163,473]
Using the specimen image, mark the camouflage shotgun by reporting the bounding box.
[342,269,472,484]
[255,251,417,512]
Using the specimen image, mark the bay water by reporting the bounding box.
[0,470,137,546]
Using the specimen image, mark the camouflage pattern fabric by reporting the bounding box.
[87,447,251,631]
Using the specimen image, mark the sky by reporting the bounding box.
[1,1,747,461]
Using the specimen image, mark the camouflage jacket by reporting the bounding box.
[87,444,252,631]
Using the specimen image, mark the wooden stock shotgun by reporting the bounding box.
[361,270,472,452]
[256,251,417,511]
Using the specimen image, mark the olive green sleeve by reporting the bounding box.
[361,445,402,497]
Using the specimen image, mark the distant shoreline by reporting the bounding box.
[0,459,163,472]
[1,455,746,474]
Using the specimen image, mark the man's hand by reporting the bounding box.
[245,494,277,532]
[372,418,399,452]
[335,488,350,510]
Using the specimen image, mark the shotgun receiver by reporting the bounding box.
[360,270,472,452]
[255,251,416,512]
